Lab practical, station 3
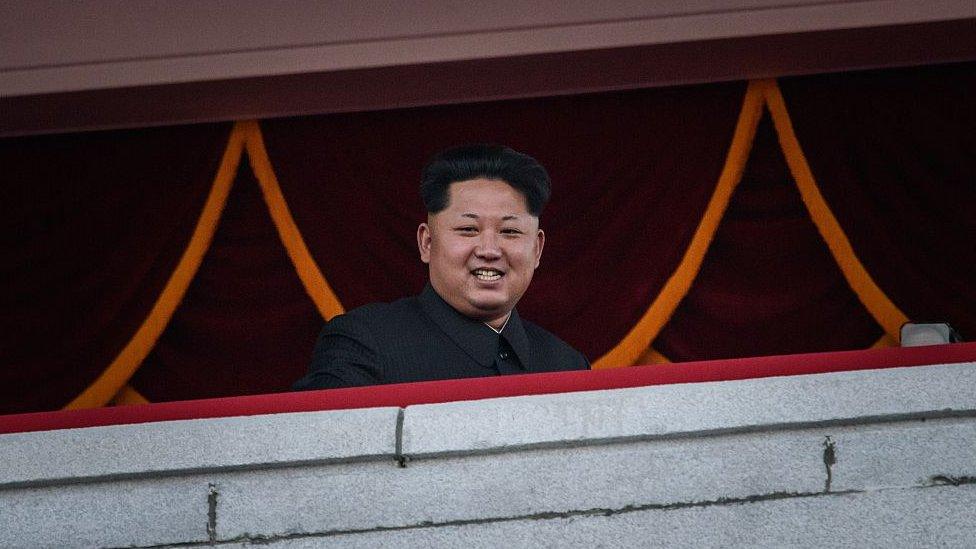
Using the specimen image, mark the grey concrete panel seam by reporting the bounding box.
[0,453,397,492]
[110,489,867,547]
[402,409,976,462]
[104,483,976,548]
[395,407,408,468]
[926,475,976,487]
[207,483,218,544]
[822,435,837,493]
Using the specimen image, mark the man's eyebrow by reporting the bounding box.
[458,213,522,220]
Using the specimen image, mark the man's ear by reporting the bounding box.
[534,228,545,268]
[417,222,432,264]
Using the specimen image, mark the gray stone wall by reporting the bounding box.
[2,362,974,548]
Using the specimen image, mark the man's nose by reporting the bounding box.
[475,232,502,259]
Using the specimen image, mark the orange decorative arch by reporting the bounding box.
[65,124,247,409]
[242,121,345,321]
[67,121,345,409]
[761,80,908,341]
[596,79,905,369]
[69,81,910,406]
[593,81,766,369]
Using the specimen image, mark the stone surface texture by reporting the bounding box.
[0,476,209,548]
[215,430,822,539]
[0,407,400,486]
[0,361,974,547]
[254,483,976,548]
[401,362,976,456]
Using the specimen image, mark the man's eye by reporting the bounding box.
[501,228,523,235]
[455,226,478,233]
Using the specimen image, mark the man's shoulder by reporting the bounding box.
[332,294,425,330]
[519,318,590,370]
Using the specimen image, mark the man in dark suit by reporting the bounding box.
[293,145,589,390]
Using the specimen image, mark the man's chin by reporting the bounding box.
[464,298,511,320]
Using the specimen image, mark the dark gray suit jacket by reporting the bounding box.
[293,284,589,390]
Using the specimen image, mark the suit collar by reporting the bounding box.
[418,283,533,371]
[501,308,533,370]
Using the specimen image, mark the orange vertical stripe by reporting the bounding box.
[593,81,766,370]
[243,121,345,321]
[762,81,908,341]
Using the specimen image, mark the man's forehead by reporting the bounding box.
[445,178,529,206]
[428,211,538,225]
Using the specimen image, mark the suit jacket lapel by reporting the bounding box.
[417,284,497,368]
[499,310,538,373]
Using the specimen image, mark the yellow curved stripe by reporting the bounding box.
[762,81,908,341]
[64,123,246,409]
[637,346,672,364]
[242,121,345,321]
[108,384,150,406]
[593,81,766,370]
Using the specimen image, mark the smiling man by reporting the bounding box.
[293,145,589,390]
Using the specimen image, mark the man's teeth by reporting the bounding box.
[473,269,503,281]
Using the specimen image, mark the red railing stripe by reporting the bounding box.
[2,342,974,435]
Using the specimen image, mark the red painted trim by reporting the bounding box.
[2,343,974,435]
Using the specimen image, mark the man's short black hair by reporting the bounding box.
[420,144,551,217]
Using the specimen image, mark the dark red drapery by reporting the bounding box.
[2,62,973,414]
[1,124,229,412]
[655,114,884,361]
[779,63,976,339]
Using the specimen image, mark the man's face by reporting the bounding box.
[418,178,545,327]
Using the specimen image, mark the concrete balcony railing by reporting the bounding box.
[2,343,975,547]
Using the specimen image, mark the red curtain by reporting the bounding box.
[1,124,229,412]
[779,63,976,339]
[2,62,973,414]
[654,114,883,361]
[131,162,325,402]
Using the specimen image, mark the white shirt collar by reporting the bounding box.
[484,313,512,334]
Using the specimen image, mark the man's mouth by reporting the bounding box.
[472,268,504,282]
